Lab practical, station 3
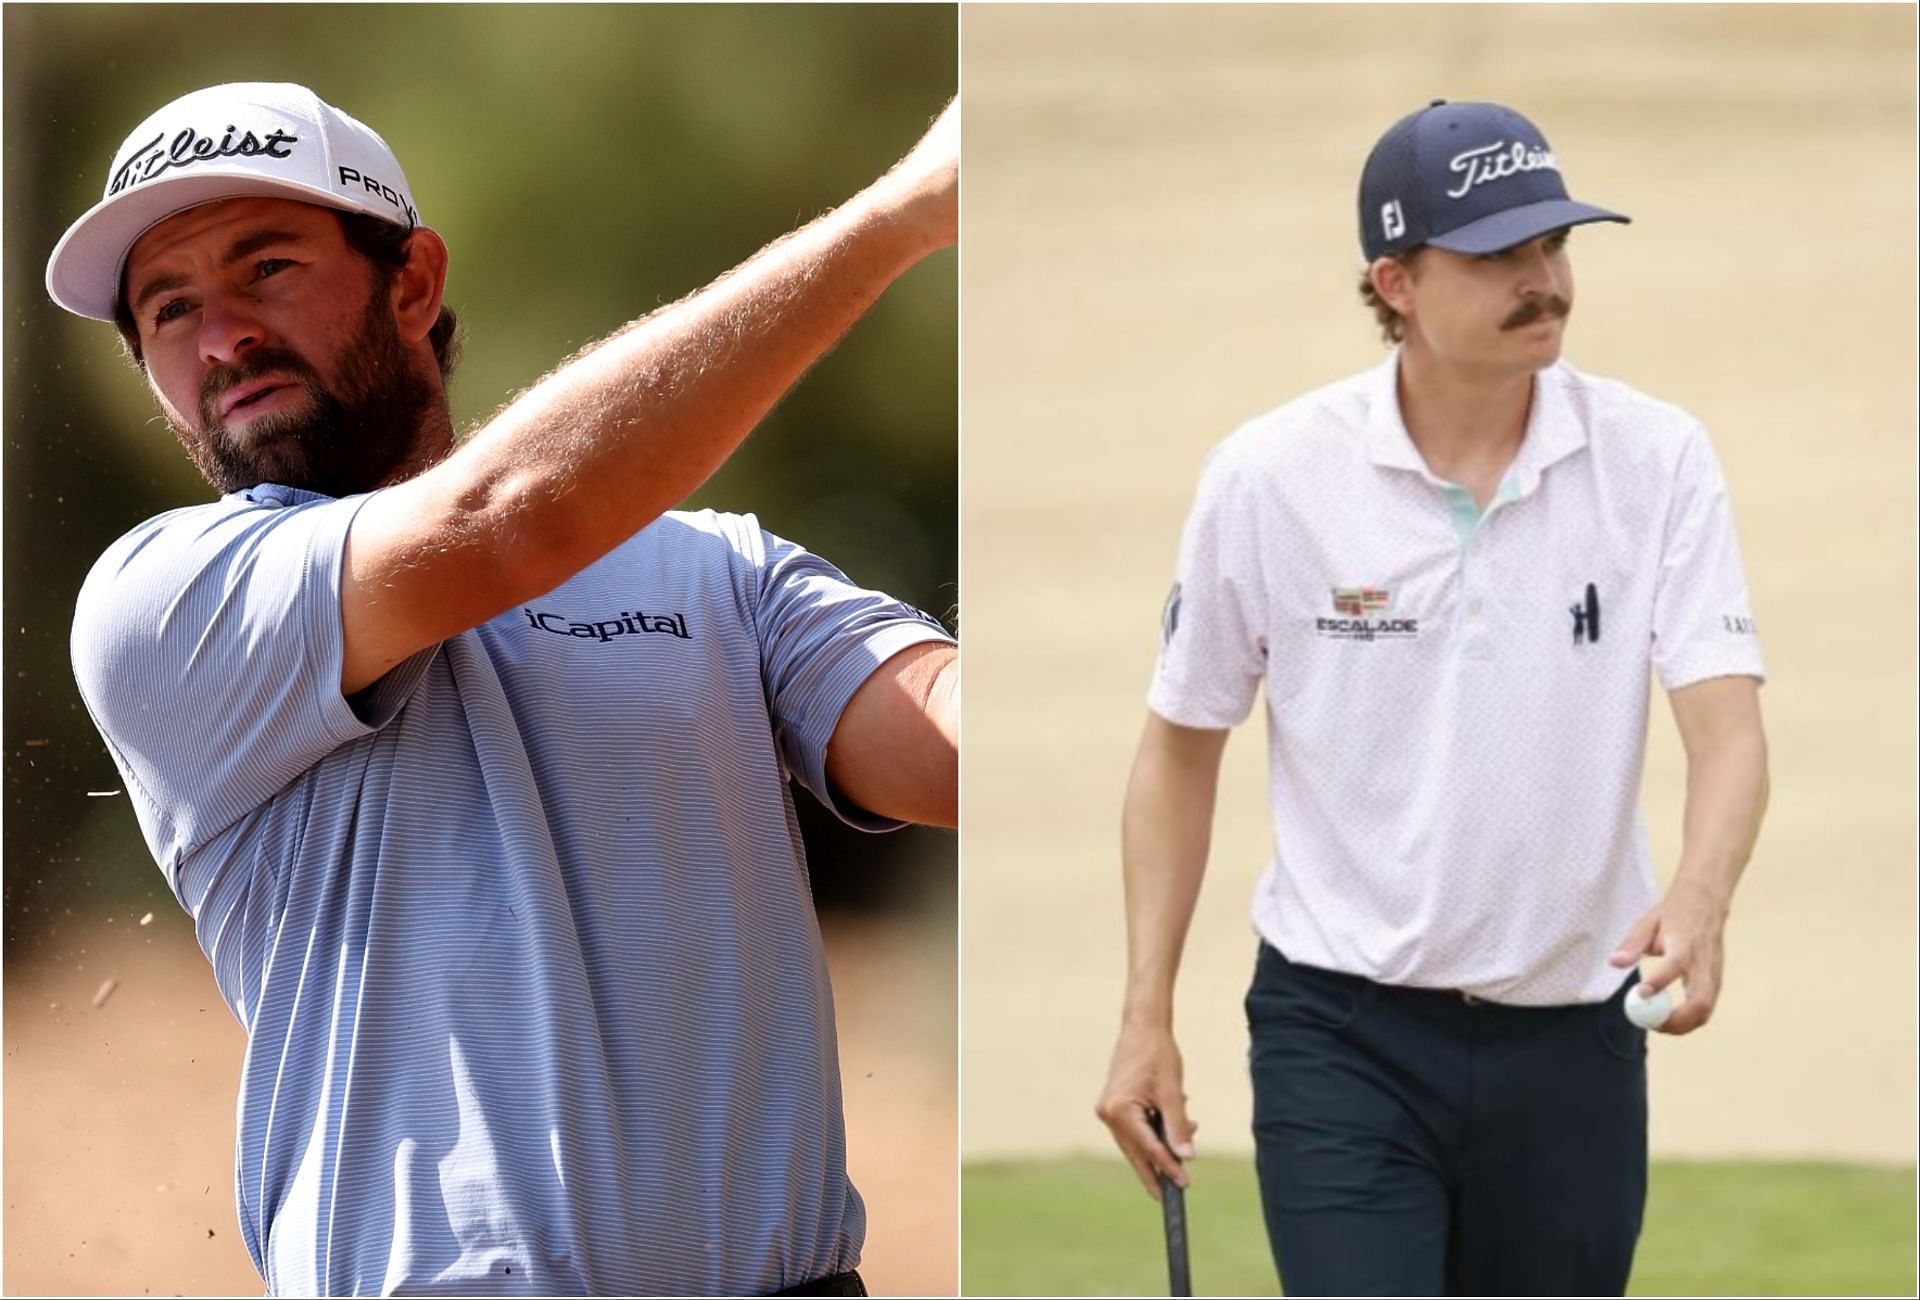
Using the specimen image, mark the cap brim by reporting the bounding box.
[1427,198,1630,257]
[46,172,381,322]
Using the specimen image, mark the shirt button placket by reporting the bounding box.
[1447,485,1494,661]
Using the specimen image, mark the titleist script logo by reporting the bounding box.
[110,125,299,195]
[1445,140,1559,200]
[524,607,693,644]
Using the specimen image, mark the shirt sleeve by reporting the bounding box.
[70,494,431,879]
[748,520,955,831]
[1147,443,1269,728]
[1651,426,1766,690]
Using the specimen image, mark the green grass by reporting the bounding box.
[961,1156,1916,1296]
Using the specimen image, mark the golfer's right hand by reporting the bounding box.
[1095,1022,1197,1199]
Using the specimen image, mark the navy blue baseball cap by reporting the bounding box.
[1358,100,1629,262]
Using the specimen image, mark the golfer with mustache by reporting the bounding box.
[1097,100,1770,1295]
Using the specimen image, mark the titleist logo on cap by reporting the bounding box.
[1445,140,1559,200]
[108,124,301,196]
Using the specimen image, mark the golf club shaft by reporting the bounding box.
[1160,1176,1191,1296]
[1150,1111,1192,1297]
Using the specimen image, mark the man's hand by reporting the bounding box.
[1096,1022,1197,1198]
[1610,882,1728,1035]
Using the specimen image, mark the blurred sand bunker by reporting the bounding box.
[3,910,955,1295]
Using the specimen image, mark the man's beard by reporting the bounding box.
[178,285,437,498]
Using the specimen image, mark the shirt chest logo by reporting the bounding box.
[1316,585,1420,641]
[523,606,693,644]
[1570,583,1601,645]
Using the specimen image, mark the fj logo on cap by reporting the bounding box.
[1381,200,1406,241]
[1445,140,1560,200]
[109,125,300,197]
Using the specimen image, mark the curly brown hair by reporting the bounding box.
[114,211,461,381]
[1357,250,1422,346]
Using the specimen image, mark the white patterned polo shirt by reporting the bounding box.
[1149,351,1765,1005]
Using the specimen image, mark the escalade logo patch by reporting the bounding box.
[1331,587,1390,617]
[1318,586,1418,641]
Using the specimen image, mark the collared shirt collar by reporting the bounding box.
[1363,348,1589,495]
[233,482,344,508]
[1363,349,1430,475]
[1507,362,1588,495]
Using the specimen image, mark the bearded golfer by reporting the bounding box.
[52,82,956,1297]
[1096,99,1769,1296]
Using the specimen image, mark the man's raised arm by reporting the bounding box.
[342,101,958,694]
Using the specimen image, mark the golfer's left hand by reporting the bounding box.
[1610,881,1729,1035]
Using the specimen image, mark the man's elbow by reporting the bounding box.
[825,642,958,828]
[828,735,956,830]
[916,753,959,831]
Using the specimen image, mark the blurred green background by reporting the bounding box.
[4,4,958,960]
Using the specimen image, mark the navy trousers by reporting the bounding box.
[1247,943,1648,1297]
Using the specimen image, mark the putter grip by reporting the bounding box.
[1148,1110,1192,1297]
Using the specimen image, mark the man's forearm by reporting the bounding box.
[428,181,942,591]
[1612,677,1768,1031]
[1670,727,1769,912]
[1119,717,1229,1029]
[1097,716,1228,1188]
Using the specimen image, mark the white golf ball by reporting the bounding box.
[1623,984,1673,1030]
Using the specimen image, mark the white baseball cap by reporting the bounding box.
[46,82,422,322]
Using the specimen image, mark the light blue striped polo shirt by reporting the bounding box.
[70,483,953,1296]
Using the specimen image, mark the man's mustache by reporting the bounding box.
[1502,295,1572,331]
[199,348,321,428]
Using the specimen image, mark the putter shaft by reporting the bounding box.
[1149,1111,1192,1297]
